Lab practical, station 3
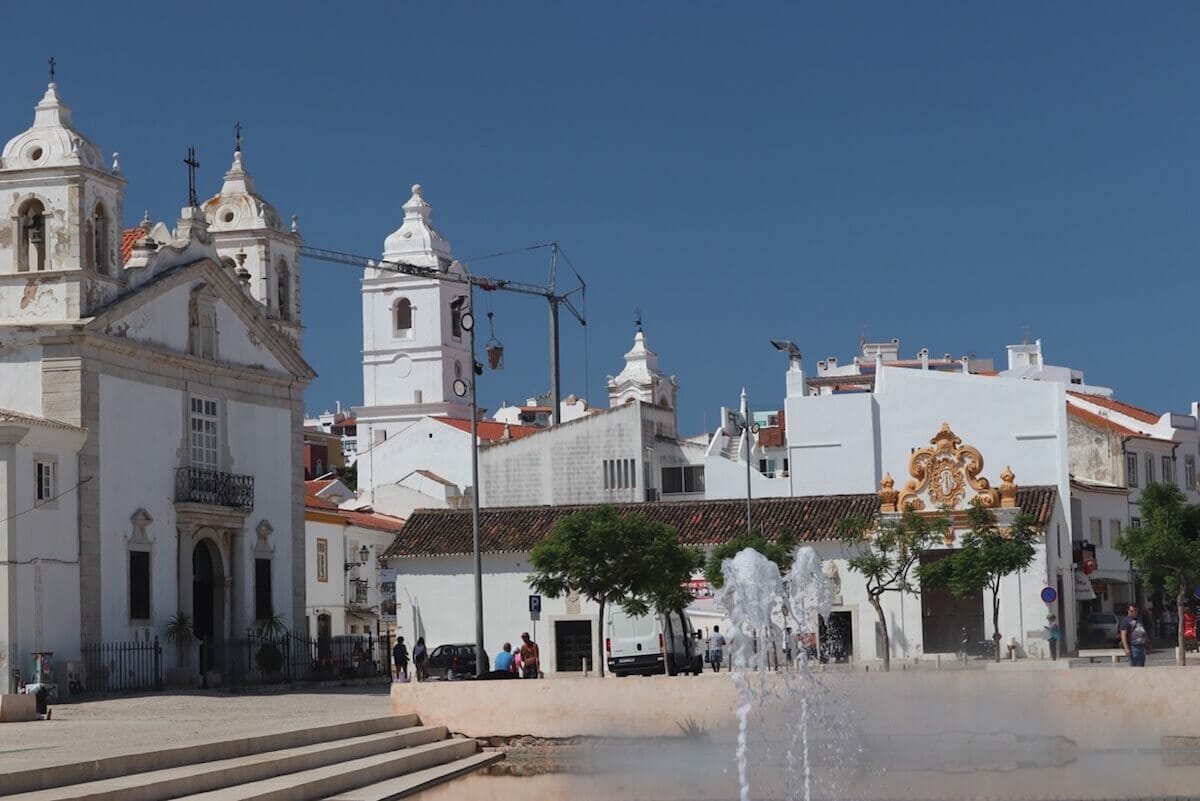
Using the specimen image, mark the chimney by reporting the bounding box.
[918,348,929,370]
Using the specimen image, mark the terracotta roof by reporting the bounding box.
[1066,405,1175,443]
[121,228,143,265]
[305,491,404,533]
[434,417,541,442]
[306,479,338,494]
[383,487,1058,558]
[0,408,84,432]
[1068,392,1160,426]
[410,469,457,487]
[304,492,339,510]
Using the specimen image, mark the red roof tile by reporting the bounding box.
[1066,405,1175,443]
[305,492,404,533]
[1068,392,1160,426]
[121,228,142,265]
[434,417,541,442]
[383,487,1058,558]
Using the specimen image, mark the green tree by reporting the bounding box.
[1116,482,1200,666]
[919,504,1039,662]
[333,462,357,491]
[703,529,797,588]
[528,506,702,676]
[839,509,949,672]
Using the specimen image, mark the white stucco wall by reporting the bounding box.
[0,343,43,416]
[306,518,346,637]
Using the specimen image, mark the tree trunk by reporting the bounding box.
[597,599,606,678]
[871,596,889,672]
[1177,585,1187,667]
[992,586,1002,663]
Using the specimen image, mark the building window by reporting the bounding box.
[1145,454,1154,484]
[451,306,463,339]
[255,558,272,621]
[93,203,109,274]
[393,298,413,337]
[628,459,636,489]
[1162,456,1174,486]
[317,538,328,583]
[1110,519,1121,547]
[17,199,47,272]
[758,458,778,478]
[1186,455,1196,491]
[276,259,292,321]
[661,465,705,495]
[1130,517,1141,528]
[35,459,55,502]
[1126,452,1138,488]
[129,550,151,620]
[189,397,219,471]
[188,290,218,359]
[1090,517,1103,548]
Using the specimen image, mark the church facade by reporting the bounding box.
[0,80,312,692]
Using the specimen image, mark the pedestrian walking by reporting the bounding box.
[1119,604,1150,667]
[393,636,410,681]
[519,632,541,678]
[708,625,726,673]
[412,637,428,682]
[1045,614,1060,660]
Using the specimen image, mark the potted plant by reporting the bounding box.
[165,612,194,686]
[254,615,288,680]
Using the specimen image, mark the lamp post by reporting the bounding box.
[451,294,486,678]
[733,388,759,533]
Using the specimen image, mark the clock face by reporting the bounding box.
[453,378,469,398]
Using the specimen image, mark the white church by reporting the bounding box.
[0,79,312,692]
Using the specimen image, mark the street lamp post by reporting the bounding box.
[735,388,759,533]
[451,294,486,678]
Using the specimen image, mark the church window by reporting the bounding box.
[276,259,292,321]
[189,397,219,471]
[255,558,273,621]
[17,199,47,272]
[189,290,218,359]
[316,539,329,583]
[93,203,110,273]
[451,306,463,339]
[454,360,463,379]
[129,551,151,621]
[394,298,413,338]
[35,459,55,502]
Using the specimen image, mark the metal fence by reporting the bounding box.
[80,638,163,695]
[217,631,393,686]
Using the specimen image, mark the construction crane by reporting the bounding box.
[299,242,586,425]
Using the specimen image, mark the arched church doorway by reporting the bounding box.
[192,539,225,672]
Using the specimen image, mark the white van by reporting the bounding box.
[605,606,704,677]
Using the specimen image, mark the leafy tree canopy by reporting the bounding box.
[1117,482,1200,599]
[703,528,798,588]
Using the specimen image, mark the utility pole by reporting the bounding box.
[744,389,753,533]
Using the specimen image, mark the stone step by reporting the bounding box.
[323,750,503,801]
[171,738,480,801]
[0,715,419,796]
[5,726,447,801]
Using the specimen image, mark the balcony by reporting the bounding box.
[175,467,255,509]
[350,578,369,607]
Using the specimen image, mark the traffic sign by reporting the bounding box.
[529,594,542,615]
[1040,586,1058,605]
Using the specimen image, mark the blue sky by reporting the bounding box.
[4,4,1198,432]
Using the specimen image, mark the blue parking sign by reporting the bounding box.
[529,594,542,614]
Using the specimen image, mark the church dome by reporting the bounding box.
[382,184,451,264]
[1,83,106,172]
[203,150,285,232]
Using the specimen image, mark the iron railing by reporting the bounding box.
[220,631,392,686]
[175,467,255,508]
[80,638,163,695]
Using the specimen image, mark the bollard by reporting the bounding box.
[936,654,942,670]
[582,657,589,675]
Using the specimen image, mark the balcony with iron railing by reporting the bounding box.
[349,578,369,607]
[175,467,255,509]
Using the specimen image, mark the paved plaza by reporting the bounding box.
[0,686,392,773]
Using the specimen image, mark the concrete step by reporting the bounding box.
[0,715,420,796]
[323,750,503,801]
[171,738,480,801]
[5,726,447,801]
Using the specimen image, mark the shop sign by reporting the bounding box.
[1073,569,1096,601]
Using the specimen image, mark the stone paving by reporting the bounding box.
[0,686,392,772]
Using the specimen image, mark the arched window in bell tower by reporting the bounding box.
[17,199,47,273]
[393,298,413,338]
[276,258,291,321]
[93,203,110,274]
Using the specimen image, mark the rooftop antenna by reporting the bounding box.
[48,56,56,83]
[234,121,243,153]
[184,147,200,207]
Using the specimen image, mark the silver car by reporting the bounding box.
[1082,612,1121,646]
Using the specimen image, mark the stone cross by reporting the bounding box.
[235,121,243,153]
[184,147,200,207]
[48,57,56,82]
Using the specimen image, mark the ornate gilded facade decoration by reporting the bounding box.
[896,422,1001,512]
[878,472,899,513]
[999,465,1018,509]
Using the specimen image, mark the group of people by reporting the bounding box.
[494,632,542,678]
[391,636,428,682]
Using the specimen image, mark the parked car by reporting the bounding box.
[606,606,704,677]
[426,643,488,679]
[1082,612,1121,646]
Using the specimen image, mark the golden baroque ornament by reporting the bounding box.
[897,422,1001,511]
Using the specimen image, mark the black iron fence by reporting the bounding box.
[80,638,163,695]
[218,631,393,686]
[175,467,255,508]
